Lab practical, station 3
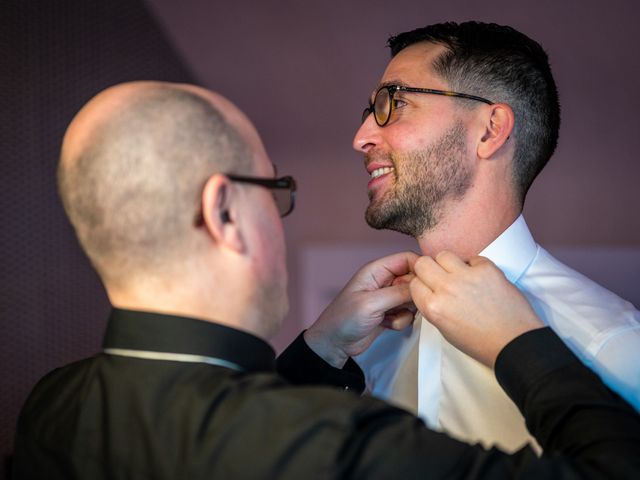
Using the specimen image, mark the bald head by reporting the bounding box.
[58,81,254,286]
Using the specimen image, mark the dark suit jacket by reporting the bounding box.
[12,308,640,479]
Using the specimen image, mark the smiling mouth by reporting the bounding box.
[370,166,395,179]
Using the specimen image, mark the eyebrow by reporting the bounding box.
[369,80,412,100]
[377,79,411,89]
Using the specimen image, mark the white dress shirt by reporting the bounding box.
[356,215,640,452]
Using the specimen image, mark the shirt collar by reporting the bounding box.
[102,308,276,373]
[478,215,538,283]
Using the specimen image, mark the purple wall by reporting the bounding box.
[145,0,640,349]
[2,1,639,475]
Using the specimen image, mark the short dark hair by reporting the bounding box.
[388,21,560,203]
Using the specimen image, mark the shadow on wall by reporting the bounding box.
[0,1,193,477]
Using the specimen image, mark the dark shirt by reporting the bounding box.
[12,309,640,479]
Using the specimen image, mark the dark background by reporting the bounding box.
[2,0,639,476]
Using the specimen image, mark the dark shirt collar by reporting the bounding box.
[102,308,276,373]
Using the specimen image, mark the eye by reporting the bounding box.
[392,98,407,109]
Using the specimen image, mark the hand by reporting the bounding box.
[409,252,544,368]
[304,251,419,368]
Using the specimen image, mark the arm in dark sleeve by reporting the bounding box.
[276,331,365,393]
[341,327,640,479]
[494,327,640,478]
[277,327,640,479]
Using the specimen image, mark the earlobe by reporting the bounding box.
[201,174,246,253]
[477,103,515,160]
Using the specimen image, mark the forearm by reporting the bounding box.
[355,327,640,479]
[278,327,640,478]
[496,327,640,478]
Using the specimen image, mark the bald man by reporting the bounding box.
[12,82,640,480]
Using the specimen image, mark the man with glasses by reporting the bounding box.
[350,21,640,452]
[12,80,640,479]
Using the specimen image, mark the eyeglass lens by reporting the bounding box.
[374,87,391,125]
[362,88,392,126]
[272,188,293,217]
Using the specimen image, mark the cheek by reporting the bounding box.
[274,228,287,280]
[247,190,288,283]
[386,110,454,152]
[255,215,287,278]
[385,125,430,153]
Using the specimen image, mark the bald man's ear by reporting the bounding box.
[201,174,245,253]
[477,103,515,160]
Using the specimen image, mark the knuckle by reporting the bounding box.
[435,250,451,263]
[424,299,441,319]
[415,256,429,269]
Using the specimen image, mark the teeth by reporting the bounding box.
[370,167,394,179]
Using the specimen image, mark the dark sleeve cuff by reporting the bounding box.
[276,331,365,394]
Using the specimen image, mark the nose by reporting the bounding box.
[353,113,380,153]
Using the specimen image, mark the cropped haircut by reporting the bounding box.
[388,21,561,203]
[58,87,251,284]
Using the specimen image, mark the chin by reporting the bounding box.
[365,203,395,230]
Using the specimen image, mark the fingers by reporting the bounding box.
[381,308,415,330]
[391,273,415,286]
[366,282,414,315]
[468,255,491,267]
[413,256,446,291]
[435,250,468,273]
[468,256,508,285]
[363,251,420,289]
[409,275,435,319]
[414,251,474,292]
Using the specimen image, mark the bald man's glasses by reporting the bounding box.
[194,174,296,226]
[228,174,296,217]
[361,85,494,127]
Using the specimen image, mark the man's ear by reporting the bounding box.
[477,103,515,160]
[200,174,245,253]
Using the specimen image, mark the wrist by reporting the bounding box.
[303,329,349,369]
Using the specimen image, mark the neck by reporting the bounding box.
[105,264,273,343]
[416,178,520,260]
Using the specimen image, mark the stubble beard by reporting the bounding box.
[365,122,474,238]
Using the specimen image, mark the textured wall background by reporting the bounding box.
[0,1,193,476]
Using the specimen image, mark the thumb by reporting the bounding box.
[391,273,416,286]
[365,282,414,316]
[381,308,416,330]
[468,255,492,267]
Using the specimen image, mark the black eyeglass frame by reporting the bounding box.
[194,174,297,226]
[227,174,297,218]
[362,85,494,127]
